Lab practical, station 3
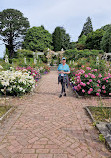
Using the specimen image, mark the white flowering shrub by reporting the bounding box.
[0,65,3,69]
[0,69,35,96]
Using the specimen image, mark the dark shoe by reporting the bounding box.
[59,94,62,98]
[63,93,66,96]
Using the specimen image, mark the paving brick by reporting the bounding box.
[10,140,20,147]
[0,143,9,150]
[28,137,39,144]
[32,144,45,149]
[11,154,24,158]
[50,149,64,153]
[84,155,93,158]
[36,149,49,154]
[45,145,59,149]
[7,145,23,154]
[75,150,87,158]
[23,154,38,158]
[53,154,68,158]
[0,155,4,158]
[67,154,76,158]
[38,154,53,158]
[0,148,12,158]
[22,148,35,154]
[70,142,80,149]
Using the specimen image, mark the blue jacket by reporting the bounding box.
[57,64,70,76]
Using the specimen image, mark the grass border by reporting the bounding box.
[0,106,16,123]
[85,106,111,151]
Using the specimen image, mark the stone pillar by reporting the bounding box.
[47,48,50,66]
[96,56,99,65]
[24,57,27,64]
[34,58,37,64]
[61,48,64,51]
[5,55,9,63]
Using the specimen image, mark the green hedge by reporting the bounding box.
[64,49,104,61]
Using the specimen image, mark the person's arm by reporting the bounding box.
[58,71,62,74]
[63,65,70,74]
[63,71,70,74]
[57,64,62,74]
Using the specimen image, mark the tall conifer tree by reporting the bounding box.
[79,17,93,39]
[52,27,62,51]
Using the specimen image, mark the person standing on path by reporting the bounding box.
[57,57,70,98]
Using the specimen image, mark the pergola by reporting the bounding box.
[103,52,111,60]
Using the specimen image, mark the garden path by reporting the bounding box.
[0,71,111,158]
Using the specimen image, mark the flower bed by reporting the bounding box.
[0,68,35,96]
[70,66,111,97]
[39,64,50,74]
[16,66,41,82]
[0,64,50,96]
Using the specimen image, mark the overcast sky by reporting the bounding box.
[0,0,111,58]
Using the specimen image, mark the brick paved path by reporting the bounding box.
[0,71,111,158]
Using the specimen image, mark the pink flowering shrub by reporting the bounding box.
[70,66,111,97]
[16,66,41,82]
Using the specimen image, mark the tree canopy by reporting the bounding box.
[101,26,111,52]
[78,35,86,45]
[0,9,30,59]
[101,24,111,31]
[23,26,53,52]
[52,27,70,51]
[86,29,104,50]
[79,17,93,39]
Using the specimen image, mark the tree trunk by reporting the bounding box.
[6,44,14,63]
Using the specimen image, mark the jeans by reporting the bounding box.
[61,77,65,94]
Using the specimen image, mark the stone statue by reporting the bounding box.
[5,55,9,63]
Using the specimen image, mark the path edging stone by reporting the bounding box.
[85,106,111,151]
[0,106,16,123]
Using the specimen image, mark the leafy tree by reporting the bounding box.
[101,26,111,52]
[79,17,93,38]
[64,49,101,61]
[76,43,85,50]
[52,27,70,51]
[52,27,62,51]
[101,24,111,31]
[63,49,78,61]
[0,9,30,59]
[17,49,33,58]
[69,42,76,49]
[23,26,53,51]
[61,27,70,50]
[86,29,104,49]
[78,35,86,45]
[76,35,87,50]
